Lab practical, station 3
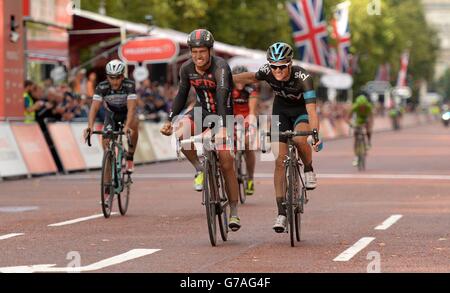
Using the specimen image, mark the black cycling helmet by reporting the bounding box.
[187,29,214,48]
[232,65,248,74]
[267,42,294,63]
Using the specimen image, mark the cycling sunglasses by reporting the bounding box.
[107,75,123,80]
[269,63,291,70]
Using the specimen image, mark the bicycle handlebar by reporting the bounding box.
[86,129,132,148]
[261,129,320,153]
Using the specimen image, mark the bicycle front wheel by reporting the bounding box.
[118,173,131,216]
[204,161,217,246]
[295,187,306,242]
[236,152,247,204]
[286,163,297,247]
[118,152,130,216]
[217,171,229,242]
[101,150,115,218]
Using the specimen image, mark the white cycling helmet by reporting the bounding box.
[106,59,125,76]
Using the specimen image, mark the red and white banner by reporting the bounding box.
[10,123,57,175]
[330,1,351,73]
[119,37,179,64]
[396,51,410,87]
[70,123,103,169]
[0,1,25,118]
[48,123,86,172]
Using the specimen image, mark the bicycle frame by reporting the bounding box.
[177,129,232,246]
[262,130,317,246]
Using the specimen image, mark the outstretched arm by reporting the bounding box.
[233,72,258,85]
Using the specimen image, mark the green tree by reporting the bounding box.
[80,0,292,50]
[80,0,439,97]
[437,68,450,101]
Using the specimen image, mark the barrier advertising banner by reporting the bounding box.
[133,123,157,164]
[144,122,177,161]
[10,123,57,174]
[0,123,28,177]
[70,123,103,169]
[47,123,85,172]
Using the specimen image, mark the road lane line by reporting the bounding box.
[0,249,160,273]
[375,215,403,230]
[47,173,450,181]
[0,233,24,240]
[48,213,118,227]
[333,237,376,262]
[318,174,450,180]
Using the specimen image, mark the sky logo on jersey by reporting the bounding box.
[295,71,310,81]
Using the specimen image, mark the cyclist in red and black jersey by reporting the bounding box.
[232,65,259,196]
[160,29,242,231]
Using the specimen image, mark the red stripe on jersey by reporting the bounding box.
[208,92,216,113]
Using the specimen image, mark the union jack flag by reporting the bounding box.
[286,0,330,67]
[330,1,351,72]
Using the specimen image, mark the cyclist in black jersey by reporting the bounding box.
[233,42,322,233]
[160,29,241,231]
[83,59,139,173]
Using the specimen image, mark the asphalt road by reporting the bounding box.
[0,123,449,273]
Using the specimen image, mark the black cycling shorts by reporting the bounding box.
[271,100,309,143]
[104,109,127,131]
[185,108,233,134]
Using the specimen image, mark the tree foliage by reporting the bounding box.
[80,0,439,92]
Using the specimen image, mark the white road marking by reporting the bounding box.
[48,213,118,227]
[318,174,450,180]
[47,173,450,181]
[375,215,403,230]
[333,237,376,262]
[0,206,39,213]
[0,249,160,273]
[0,233,24,240]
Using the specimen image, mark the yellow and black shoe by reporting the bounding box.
[194,171,204,192]
[228,216,241,232]
[245,179,254,196]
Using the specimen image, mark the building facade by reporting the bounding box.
[422,0,450,78]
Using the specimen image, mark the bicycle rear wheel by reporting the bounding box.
[217,171,229,242]
[357,136,366,171]
[204,160,217,246]
[101,151,115,218]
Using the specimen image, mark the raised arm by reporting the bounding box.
[168,66,191,123]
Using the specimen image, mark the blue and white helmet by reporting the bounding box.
[266,42,294,63]
[106,59,125,76]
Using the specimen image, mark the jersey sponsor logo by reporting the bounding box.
[295,71,310,81]
[260,64,271,75]
[190,79,217,88]
[273,90,301,100]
